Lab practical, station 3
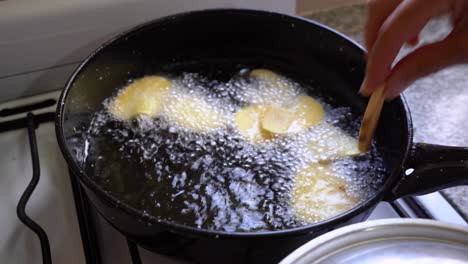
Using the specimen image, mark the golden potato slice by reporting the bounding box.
[250,69,280,82]
[293,163,357,223]
[261,95,324,134]
[234,105,272,143]
[249,69,298,104]
[109,76,171,120]
[164,95,226,132]
[237,95,325,141]
[289,95,324,132]
[308,124,360,161]
[261,105,296,134]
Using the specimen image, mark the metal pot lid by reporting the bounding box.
[280,219,468,264]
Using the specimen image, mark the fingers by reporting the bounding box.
[360,0,453,96]
[451,0,468,27]
[385,30,468,100]
[453,4,468,34]
[365,0,402,52]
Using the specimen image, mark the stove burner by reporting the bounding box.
[0,112,55,133]
[16,113,52,264]
[0,99,56,117]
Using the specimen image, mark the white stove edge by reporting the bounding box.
[0,89,84,264]
[403,193,466,225]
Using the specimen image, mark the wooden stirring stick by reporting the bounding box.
[358,83,386,152]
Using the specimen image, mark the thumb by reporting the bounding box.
[385,31,468,100]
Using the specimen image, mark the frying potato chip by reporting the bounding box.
[250,69,280,82]
[293,163,357,223]
[249,69,298,104]
[164,94,227,132]
[261,105,296,134]
[109,76,171,120]
[308,124,360,161]
[234,105,272,143]
[261,95,324,134]
[236,94,324,142]
[290,95,324,131]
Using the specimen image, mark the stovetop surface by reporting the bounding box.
[0,90,465,264]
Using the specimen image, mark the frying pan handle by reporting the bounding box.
[385,143,468,201]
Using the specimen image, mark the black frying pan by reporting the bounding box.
[56,9,468,264]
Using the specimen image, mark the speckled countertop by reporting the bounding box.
[306,4,468,220]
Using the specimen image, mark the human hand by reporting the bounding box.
[359,0,468,99]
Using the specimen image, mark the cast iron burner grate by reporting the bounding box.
[1,99,433,264]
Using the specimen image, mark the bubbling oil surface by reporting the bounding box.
[82,70,386,232]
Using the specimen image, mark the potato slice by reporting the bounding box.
[293,163,357,223]
[250,69,280,82]
[109,76,171,120]
[164,94,226,132]
[249,69,298,104]
[289,95,324,132]
[261,95,324,134]
[308,124,360,161]
[261,105,296,134]
[234,105,272,143]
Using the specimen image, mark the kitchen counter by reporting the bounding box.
[305,4,468,220]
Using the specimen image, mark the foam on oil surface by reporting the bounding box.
[82,70,386,232]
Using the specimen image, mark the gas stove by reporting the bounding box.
[0,90,465,264]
